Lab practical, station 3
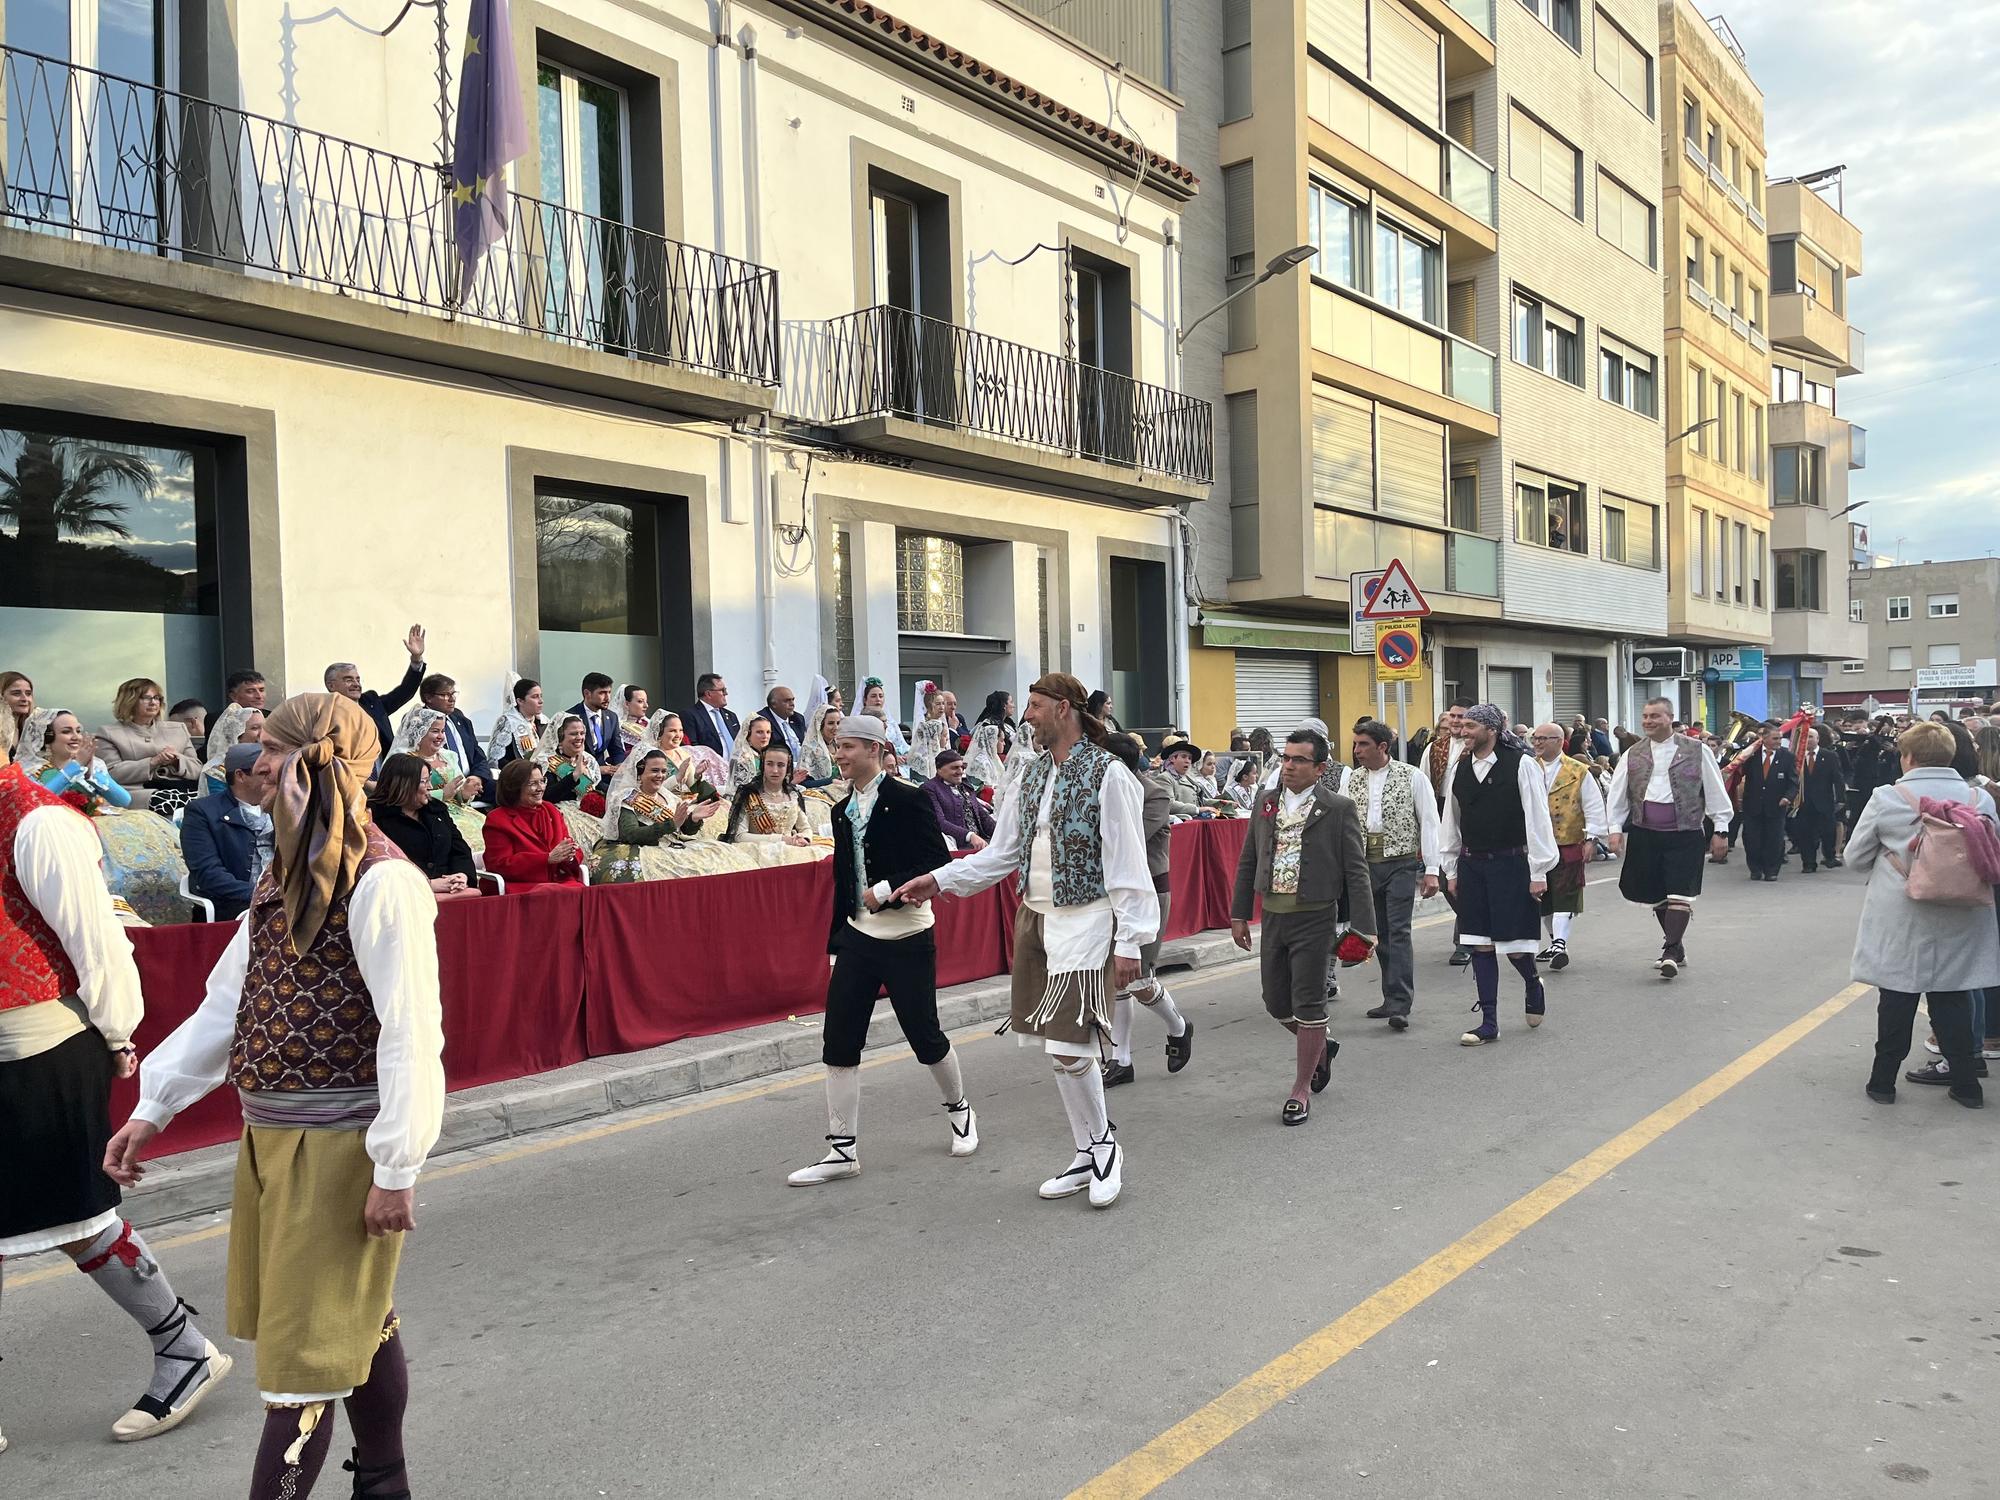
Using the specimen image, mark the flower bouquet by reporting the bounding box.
[1335,930,1376,967]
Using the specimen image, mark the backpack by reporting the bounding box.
[1883,787,2000,908]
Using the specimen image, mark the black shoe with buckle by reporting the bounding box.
[344,1453,411,1500]
[1164,1026,1194,1074]
[1310,1036,1340,1093]
[1101,1059,1136,1089]
[1449,947,1472,967]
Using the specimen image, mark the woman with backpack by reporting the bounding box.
[1846,721,2000,1109]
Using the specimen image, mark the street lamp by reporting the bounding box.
[1176,244,1317,348]
[1666,415,1720,445]
[1832,501,1869,519]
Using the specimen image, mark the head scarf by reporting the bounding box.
[15,707,69,778]
[202,702,258,787]
[390,705,451,761]
[1463,703,1530,755]
[263,693,378,955]
[533,713,603,787]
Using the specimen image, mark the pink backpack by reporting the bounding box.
[1883,788,2000,908]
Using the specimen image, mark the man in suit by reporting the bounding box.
[567,673,627,767]
[415,673,493,805]
[1590,718,1617,761]
[922,749,995,851]
[179,744,276,920]
[938,689,971,749]
[685,672,740,759]
[788,715,977,1186]
[1791,723,1846,872]
[324,623,426,758]
[1737,721,1799,881]
[756,684,808,763]
[1230,727,1376,1125]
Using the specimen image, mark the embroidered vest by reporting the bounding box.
[1013,742,1114,906]
[0,764,83,1009]
[1545,755,1589,846]
[1271,801,1311,893]
[229,826,406,1093]
[1623,734,1706,831]
[1341,762,1421,860]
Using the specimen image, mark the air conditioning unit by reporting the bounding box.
[1632,647,1698,679]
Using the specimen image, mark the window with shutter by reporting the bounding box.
[1223,163,1255,350]
[1595,172,1653,266]
[1510,105,1580,218]
[1372,0,1442,127]
[1222,0,1253,123]
[1304,0,1367,73]
[1592,7,1653,117]
[1446,94,1475,151]
[1376,407,1446,524]
[1448,280,1477,342]
[1312,389,1375,512]
[1228,393,1259,573]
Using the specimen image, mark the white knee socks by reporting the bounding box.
[825,1066,861,1138]
[927,1049,965,1107]
[1138,980,1188,1037]
[1110,994,1136,1066]
[1551,913,1573,941]
[1112,980,1187,1066]
[1051,1058,1109,1151]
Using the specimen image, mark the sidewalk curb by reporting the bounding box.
[121,930,1251,1231]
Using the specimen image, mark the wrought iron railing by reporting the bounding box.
[0,45,778,385]
[811,304,1212,484]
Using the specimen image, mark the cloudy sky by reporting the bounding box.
[1729,1,2000,566]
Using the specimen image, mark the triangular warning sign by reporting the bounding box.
[1355,557,1431,620]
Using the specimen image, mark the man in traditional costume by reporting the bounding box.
[0,750,231,1458]
[1421,698,1474,966]
[896,674,1156,1209]
[1230,729,1375,1124]
[1333,721,1440,1030]
[1101,733,1192,1088]
[787,715,977,1186]
[1605,697,1733,979]
[104,694,444,1499]
[1529,723,1609,971]
[1439,706,1557,1046]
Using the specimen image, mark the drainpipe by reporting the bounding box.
[739,21,777,694]
[705,1,747,689]
[1164,221,1192,733]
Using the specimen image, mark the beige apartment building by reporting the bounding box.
[1657,2,1771,726]
[1764,166,1867,715]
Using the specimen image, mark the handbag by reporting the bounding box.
[1883,788,2000,908]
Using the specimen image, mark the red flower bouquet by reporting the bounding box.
[1335,931,1376,966]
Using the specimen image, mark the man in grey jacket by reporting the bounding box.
[1103,734,1192,1087]
[1230,728,1375,1125]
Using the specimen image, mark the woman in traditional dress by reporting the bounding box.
[616,684,652,758]
[728,714,776,796]
[856,677,911,756]
[487,677,549,771]
[532,713,605,849]
[20,708,188,926]
[591,747,753,883]
[200,705,265,794]
[2,669,33,756]
[389,706,486,858]
[725,744,832,867]
[95,677,203,814]
[909,684,952,781]
[1193,751,1221,799]
[802,706,844,788]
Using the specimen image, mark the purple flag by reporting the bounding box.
[451,0,529,302]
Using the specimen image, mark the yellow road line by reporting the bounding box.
[1068,981,1872,1500]
[13,956,1274,1288]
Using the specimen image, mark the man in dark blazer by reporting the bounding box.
[1790,723,1846,872]
[323,623,426,760]
[180,745,275,920]
[1230,727,1375,1125]
[755,683,808,763]
[684,672,740,759]
[567,673,627,767]
[1737,721,1799,881]
[416,672,494,804]
[787,714,976,1187]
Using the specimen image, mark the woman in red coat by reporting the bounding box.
[482,760,585,886]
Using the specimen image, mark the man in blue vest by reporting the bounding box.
[896,674,1156,1209]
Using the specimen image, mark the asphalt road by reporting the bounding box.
[5,864,1995,1499]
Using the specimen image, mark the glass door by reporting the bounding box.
[536,60,632,348]
[870,188,933,419]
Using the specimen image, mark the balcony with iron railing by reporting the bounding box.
[0,46,780,413]
[783,304,1211,501]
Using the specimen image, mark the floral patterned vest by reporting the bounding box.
[1622,734,1706,831]
[1338,762,1422,860]
[1013,741,1114,906]
[0,764,82,1009]
[229,825,405,1093]
[1546,755,1589,846]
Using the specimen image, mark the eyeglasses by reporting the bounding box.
[1279,753,1317,767]
[138,693,164,703]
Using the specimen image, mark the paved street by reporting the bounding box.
[6,868,1995,1499]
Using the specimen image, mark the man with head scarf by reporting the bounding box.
[1439,705,1559,1045]
[1604,697,1733,979]
[104,693,445,1499]
[895,673,1158,1209]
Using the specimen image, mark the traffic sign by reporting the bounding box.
[1355,558,1431,622]
[1347,571,1384,653]
[1375,620,1422,682]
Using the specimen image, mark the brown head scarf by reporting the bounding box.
[263,693,379,955]
[1028,672,1109,747]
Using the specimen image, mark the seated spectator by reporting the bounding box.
[325,623,427,753]
[1226,758,1261,810]
[534,713,606,847]
[388,705,487,857]
[728,714,776,794]
[413,672,493,805]
[21,707,187,925]
[488,677,549,770]
[1193,751,1221,799]
[169,698,208,754]
[801,704,843,788]
[369,752,479,896]
[179,744,276,921]
[201,706,266,793]
[569,672,627,767]
[1087,689,1124,733]
[3,669,35,754]
[591,746,748,883]
[758,684,807,763]
[220,668,267,714]
[924,748,994,851]
[1159,740,1206,820]
[724,744,827,867]
[617,683,652,757]
[95,676,202,811]
[856,678,911,756]
[482,759,585,887]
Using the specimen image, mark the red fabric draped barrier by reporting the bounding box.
[122,823,1250,1156]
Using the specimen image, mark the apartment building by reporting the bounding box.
[1656,2,1771,726]
[1838,561,2000,714]
[1763,166,1867,715]
[0,0,1209,733]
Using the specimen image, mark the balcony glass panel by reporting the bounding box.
[1846,327,1865,372]
[1849,424,1867,470]
[1446,0,1495,39]
[1447,533,1499,596]
[1447,337,1497,412]
[1312,510,1497,597]
[1445,139,1496,226]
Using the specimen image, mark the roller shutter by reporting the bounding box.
[1234,655,1322,740]
[1371,0,1442,126]
[1312,388,1374,510]
[1551,656,1588,722]
[1376,406,1447,523]
[1305,0,1367,72]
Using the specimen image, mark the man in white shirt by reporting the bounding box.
[894,674,1157,1209]
[104,694,444,1499]
[1419,699,1474,966]
[1604,697,1733,979]
[1439,706,1558,1046]
[1528,723,1610,972]
[1335,721,1441,1029]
